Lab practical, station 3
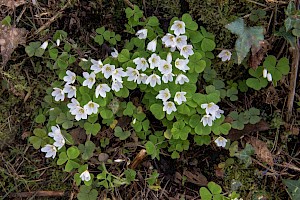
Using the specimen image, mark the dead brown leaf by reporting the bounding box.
[0,0,26,9]
[69,127,86,145]
[249,40,269,69]
[249,136,274,166]
[0,25,27,66]
[182,169,208,186]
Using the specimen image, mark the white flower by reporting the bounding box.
[201,102,219,115]
[95,84,110,98]
[80,170,91,182]
[132,118,137,124]
[136,29,148,39]
[146,74,161,87]
[51,88,65,101]
[48,125,62,139]
[158,60,172,75]
[147,38,157,52]
[162,33,176,48]
[214,136,227,147]
[166,52,172,63]
[112,68,126,82]
[180,45,194,58]
[73,106,88,121]
[41,144,57,159]
[137,73,148,84]
[171,20,186,36]
[84,101,99,115]
[267,73,272,82]
[48,125,65,150]
[163,101,177,115]
[67,98,80,113]
[162,73,175,83]
[53,136,65,150]
[82,72,96,89]
[217,50,231,62]
[156,88,171,102]
[201,115,214,127]
[175,58,190,72]
[212,109,224,120]
[174,91,187,105]
[63,84,76,98]
[40,41,48,50]
[56,39,61,46]
[102,64,115,79]
[63,70,76,85]
[148,53,161,69]
[175,74,189,85]
[80,58,88,62]
[263,68,268,78]
[175,35,187,49]
[90,59,103,74]
[111,80,123,92]
[133,57,149,71]
[126,67,140,82]
[111,48,118,58]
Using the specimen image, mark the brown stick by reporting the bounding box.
[129,149,147,169]
[10,191,67,198]
[286,27,300,120]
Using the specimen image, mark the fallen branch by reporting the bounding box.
[286,0,300,121]
[10,191,68,198]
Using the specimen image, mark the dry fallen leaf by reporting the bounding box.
[249,40,269,69]
[0,25,27,66]
[69,127,86,145]
[249,136,274,166]
[182,170,208,186]
[0,0,26,9]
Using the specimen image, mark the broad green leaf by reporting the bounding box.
[194,135,211,146]
[118,49,130,63]
[145,141,157,159]
[57,152,68,165]
[81,141,96,160]
[235,143,254,167]
[147,16,159,26]
[201,38,216,52]
[200,187,213,200]
[114,126,131,140]
[182,13,198,30]
[67,146,80,159]
[150,104,165,120]
[208,182,222,195]
[283,179,300,200]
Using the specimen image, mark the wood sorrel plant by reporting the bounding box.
[29,10,231,194]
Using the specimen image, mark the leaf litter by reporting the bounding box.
[0,24,27,66]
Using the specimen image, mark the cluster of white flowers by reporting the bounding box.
[262,68,272,82]
[51,20,194,116]
[200,102,224,127]
[41,125,66,158]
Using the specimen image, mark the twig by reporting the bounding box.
[10,191,67,198]
[286,0,300,121]
[34,0,71,35]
